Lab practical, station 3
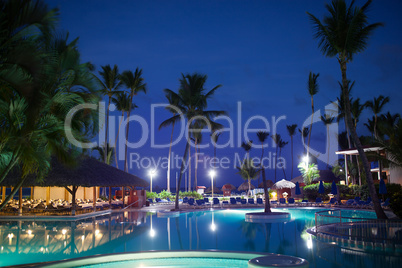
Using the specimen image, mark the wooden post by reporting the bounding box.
[93,187,96,211]
[84,187,87,200]
[19,187,22,216]
[1,187,5,202]
[46,187,51,206]
[30,187,34,200]
[109,186,112,205]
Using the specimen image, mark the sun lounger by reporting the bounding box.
[248,198,255,205]
[230,198,237,205]
[183,197,188,204]
[212,198,220,207]
[241,199,247,205]
[236,197,242,203]
[279,198,286,205]
[188,198,195,206]
[256,198,263,205]
[382,198,390,208]
[288,198,295,205]
[315,197,322,206]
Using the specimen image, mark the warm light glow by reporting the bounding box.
[209,170,216,178]
[149,228,156,238]
[340,181,345,185]
[149,169,157,176]
[95,229,100,235]
[303,156,309,165]
[62,229,67,235]
[7,233,13,239]
[27,230,32,235]
[272,192,277,197]
[81,235,85,241]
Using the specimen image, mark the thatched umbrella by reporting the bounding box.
[272,179,296,189]
[258,180,273,188]
[205,186,221,194]
[237,181,255,192]
[221,183,236,191]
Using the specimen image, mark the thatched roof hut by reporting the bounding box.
[1,157,148,188]
[237,181,255,192]
[258,180,274,188]
[205,186,222,194]
[272,179,296,189]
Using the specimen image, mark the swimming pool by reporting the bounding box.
[0,208,400,267]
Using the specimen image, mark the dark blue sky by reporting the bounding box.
[50,0,402,189]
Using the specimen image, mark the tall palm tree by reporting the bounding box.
[256,131,269,186]
[308,0,386,218]
[307,72,320,159]
[161,90,183,192]
[364,116,376,138]
[237,159,261,197]
[335,80,354,149]
[278,138,288,179]
[286,124,297,179]
[190,122,205,191]
[92,143,115,165]
[98,65,122,164]
[299,127,309,154]
[159,73,226,210]
[320,114,336,168]
[365,95,390,138]
[119,68,147,172]
[112,92,136,168]
[211,128,222,167]
[271,134,281,182]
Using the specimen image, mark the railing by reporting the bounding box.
[315,209,402,247]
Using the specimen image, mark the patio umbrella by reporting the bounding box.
[379,178,387,200]
[331,180,337,195]
[295,182,301,195]
[318,180,325,194]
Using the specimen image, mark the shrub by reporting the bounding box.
[389,191,402,219]
[146,191,158,200]
[158,190,173,200]
[303,183,334,201]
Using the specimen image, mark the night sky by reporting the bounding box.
[49,0,402,189]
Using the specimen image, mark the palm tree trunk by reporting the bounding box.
[327,125,330,168]
[194,141,199,190]
[114,111,124,169]
[248,178,251,196]
[280,148,286,180]
[290,136,294,179]
[188,145,191,192]
[174,135,190,210]
[259,143,264,187]
[307,97,314,158]
[105,96,111,163]
[124,94,135,172]
[340,57,387,219]
[274,146,278,182]
[167,122,175,192]
[261,168,271,213]
[0,176,26,211]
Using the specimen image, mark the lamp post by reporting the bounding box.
[209,170,216,199]
[149,169,156,193]
[303,155,309,168]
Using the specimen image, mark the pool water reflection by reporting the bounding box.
[0,208,400,267]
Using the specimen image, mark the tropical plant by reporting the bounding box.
[119,68,147,172]
[298,127,309,154]
[159,73,226,210]
[286,124,297,179]
[297,162,319,185]
[92,143,115,165]
[278,138,288,179]
[271,134,280,182]
[307,72,320,159]
[241,140,253,159]
[237,159,261,196]
[307,0,386,219]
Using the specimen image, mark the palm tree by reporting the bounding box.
[286,124,297,179]
[160,90,183,192]
[271,134,281,182]
[159,73,226,210]
[278,138,288,179]
[112,92,136,168]
[307,72,320,159]
[299,127,309,154]
[364,116,376,138]
[98,64,122,164]
[335,81,354,149]
[211,128,222,167]
[237,159,261,196]
[119,68,147,172]
[320,114,336,168]
[308,0,386,219]
[365,95,390,138]
[92,143,115,165]
[190,122,205,191]
[256,131,269,186]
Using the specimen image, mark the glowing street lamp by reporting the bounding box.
[302,155,309,167]
[149,169,157,193]
[209,170,216,199]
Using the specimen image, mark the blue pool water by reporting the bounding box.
[0,208,400,267]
